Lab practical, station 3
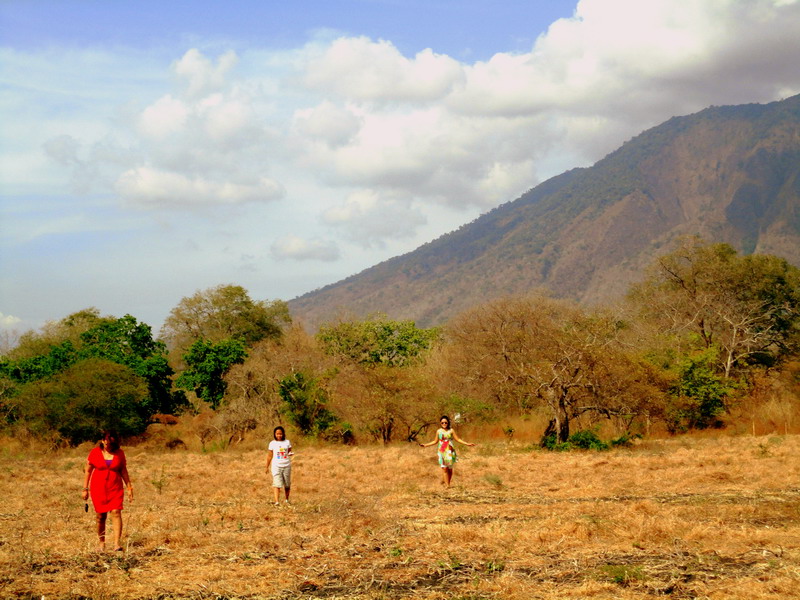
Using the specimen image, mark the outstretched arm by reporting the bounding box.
[453,429,476,446]
[418,435,437,448]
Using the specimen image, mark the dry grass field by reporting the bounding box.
[1,433,799,600]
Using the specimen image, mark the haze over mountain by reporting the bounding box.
[289,95,800,328]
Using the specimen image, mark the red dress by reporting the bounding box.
[87,447,126,513]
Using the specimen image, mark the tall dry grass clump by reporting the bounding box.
[1,433,798,599]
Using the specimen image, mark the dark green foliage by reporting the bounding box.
[1,312,184,443]
[667,352,734,432]
[277,371,337,436]
[78,315,182,415]
[13,358,149,445]
[567,429,610,451]
[176,339,247,409]
[0,341,78,383]
[541,429,635,452]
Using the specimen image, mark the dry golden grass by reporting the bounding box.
[1,434,799,600]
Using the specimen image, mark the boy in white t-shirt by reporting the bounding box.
[266,426,293,506]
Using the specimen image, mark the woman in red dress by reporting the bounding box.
[81,430,133,552]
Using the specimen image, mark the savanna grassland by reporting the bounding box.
[1,433,799,600]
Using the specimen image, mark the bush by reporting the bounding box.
[278,371,338,437]
[542,429,612,451]
[12,358,150,445]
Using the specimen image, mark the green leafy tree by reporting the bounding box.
[161,284,291,363]
[4,308,105,361]
[317,315,439,367]
[79,314,181,414]
[630,237,800,378]
[176,339,247,409]
[667,351,734,432]
[1,312,183,422]
[316,315,440,443]
[13,358,149,445]
[277,371,337,436]
[1,341,79,383]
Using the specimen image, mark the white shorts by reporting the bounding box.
[272,466,291,488]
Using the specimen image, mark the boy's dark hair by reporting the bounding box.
[273,426,286,440]
[100,430,120,452]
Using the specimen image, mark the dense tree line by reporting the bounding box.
[1,240,798,448]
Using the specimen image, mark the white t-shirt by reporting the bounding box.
[268,440,292,473]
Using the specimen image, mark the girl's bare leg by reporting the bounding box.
[444,467,453,487]
[110,510,123,550]
[96,513,107,551]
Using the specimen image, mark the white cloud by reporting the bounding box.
[0,313,22,328]
[5,0,799,332]
[173,48,238,98]
[322,189,427,248]
[303,37,464,102]
[139,95,189,138]
[271,235,341,262]
[116,167,284,207]
[292,101,362,147]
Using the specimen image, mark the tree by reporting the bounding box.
[79,315,182,414]
[176,339,247,409]
[666,350,734,432]
[316,315,441,443]
[224,325,332,429]
[4,308,105,361]
[629,237,800,378]
[1,313,182,416]
[277,371,337,436]
[317,314,439,367]
[12,358,149,446]
[445,296,665,443]
[161,284,291,362]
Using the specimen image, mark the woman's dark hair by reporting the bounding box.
[100,430,120,452]
[439,415,451,429]
[273,426,286,440]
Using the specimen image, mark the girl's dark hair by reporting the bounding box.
[273,426,286,440]
[100,430,120,452]
[440,415,450,428]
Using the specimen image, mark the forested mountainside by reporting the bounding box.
[289,94,800,328]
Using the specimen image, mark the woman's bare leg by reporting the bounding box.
[110,510,123,550]
[444,467,453,487]
[96,513,107,551]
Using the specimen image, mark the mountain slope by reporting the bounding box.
[289,95,800,328]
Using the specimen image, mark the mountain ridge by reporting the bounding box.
[289,95,800,328]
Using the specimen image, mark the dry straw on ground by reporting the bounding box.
[1,434,798,599]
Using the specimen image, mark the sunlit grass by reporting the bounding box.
[1,435,798,599]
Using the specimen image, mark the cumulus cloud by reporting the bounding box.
[0,313,22,328]
[303,37,464,102]
[292,101,362,147]
[116,167,284,207]
[271,235,341,262]
[322,189,427,248]
[36,0,800,249]
[173,48,238,98]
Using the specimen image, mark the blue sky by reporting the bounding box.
[0,0,573,59]
[1,0,800,339]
